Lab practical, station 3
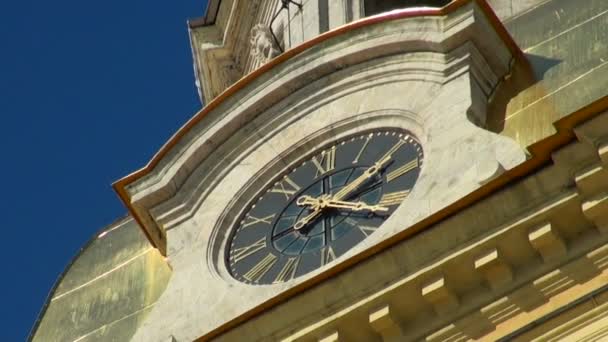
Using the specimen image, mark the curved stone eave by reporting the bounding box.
[28,221,112,342]
[28,216,171,342]
[113,0,528,255]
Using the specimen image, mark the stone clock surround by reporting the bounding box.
[115,2,529,341]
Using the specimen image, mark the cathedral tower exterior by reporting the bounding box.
[31,1,608,341]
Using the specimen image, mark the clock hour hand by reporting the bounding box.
[296,194,324,208]
[293,206,322,230]
[324,199,388,213]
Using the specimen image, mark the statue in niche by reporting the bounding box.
[250,24,280,64]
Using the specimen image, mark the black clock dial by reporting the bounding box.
[227,130,423,284]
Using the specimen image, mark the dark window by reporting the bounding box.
[364,0,451,16]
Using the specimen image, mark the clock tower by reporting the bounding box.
[30,1,608,341]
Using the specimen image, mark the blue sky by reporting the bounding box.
[0,0,207,339]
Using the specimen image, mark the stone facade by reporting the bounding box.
[30,1,608,341]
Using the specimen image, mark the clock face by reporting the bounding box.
[226,130,423,284]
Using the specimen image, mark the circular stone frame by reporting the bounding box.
[208,110,426,284]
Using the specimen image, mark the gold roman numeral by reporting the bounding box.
[270,176,301,200]
[386,158,419,182]
[353,135,372,164]
[311,146,336,177]
[378,190,410,206]
[321,246,336,266]
[274,257,299,283]
[242,214,275,228]
[243,253,277,282]
[232,237,267,263]
[345,217,377,237]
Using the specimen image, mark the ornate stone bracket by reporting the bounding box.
[250,24,280,65]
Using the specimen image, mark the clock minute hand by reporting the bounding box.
[332,155,392,201]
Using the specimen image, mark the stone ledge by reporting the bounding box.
[528,222,567,263]
[474,248,513,290]
[369,305,404,340]
[422,276,460,315]
[582,192,608,234]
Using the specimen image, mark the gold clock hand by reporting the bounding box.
[294,150,394,230]
[333,155,392,201]
[324,199,389,212]
[294,207,322,230]
[293,193,335,230]
[296,195,321,207]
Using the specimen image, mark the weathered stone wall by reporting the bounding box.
[494,0,608,150]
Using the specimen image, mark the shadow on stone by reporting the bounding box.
[486,53,561,133]
[526,53,562,81]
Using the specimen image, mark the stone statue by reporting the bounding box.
[250,24,280,64]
